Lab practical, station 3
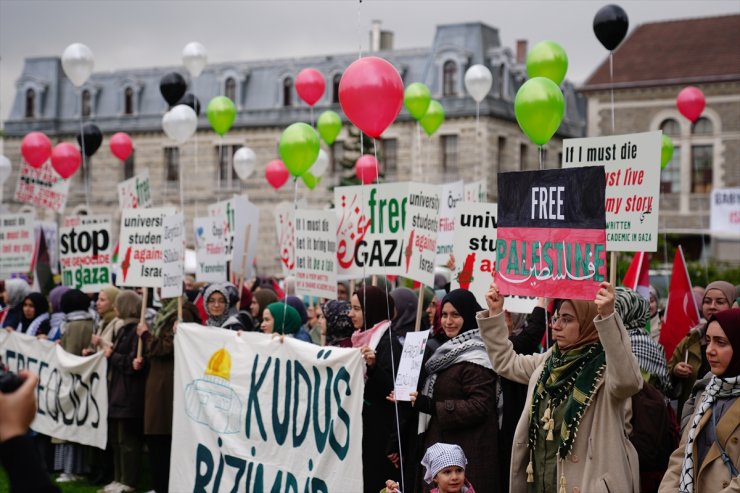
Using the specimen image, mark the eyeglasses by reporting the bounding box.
[207,299,227,306]
[551,314,576,327]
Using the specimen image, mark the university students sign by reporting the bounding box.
[117,207,176,287]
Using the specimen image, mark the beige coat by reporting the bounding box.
[659,394,740,493]
[477,310,642,493]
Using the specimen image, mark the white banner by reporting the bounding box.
[14,161,70,213]
[60,215,112,293]
[161,213,185,298]
[464,178,487,203]
[294,209,338,300]
[404,182,441,286]
[117,207,175,287]
[208,195,251,263]
[562,131,661,252]
[394,330,429,401]
[0,213,35,277]
[230,200,260,279]
[194,216,227,283]
[710,188,740,237]
[170,323,364,492]
[436,181,463,265]
[0,331,108,449]
[117,171,152,210]
[275,202,297,278]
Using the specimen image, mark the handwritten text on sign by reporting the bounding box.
[394,330,430,401]
[295,209,338,300]
[15,161,70,213]
[0,213,35,277]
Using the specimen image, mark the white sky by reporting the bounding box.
[1,0,738,124]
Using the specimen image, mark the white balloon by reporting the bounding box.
[162,105,197,144]
[0,155,11,184]
[464,64,493,103]
[310,149,329,177]
[62,43,94,87]
[183,42,208,78]
[233,147,257,181]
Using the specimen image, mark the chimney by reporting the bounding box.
[369,20,394,52]
[516,39,528,64]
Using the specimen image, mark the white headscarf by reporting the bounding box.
[421,443,467,484]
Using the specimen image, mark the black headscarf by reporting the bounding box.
[322,300,354,345]
[440,289,482,335]
[60,289,91,314]
[286,296,309,325]
[355,286,395,330]
[391,287,418,332]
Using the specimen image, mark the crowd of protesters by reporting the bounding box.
[1,271,739,493]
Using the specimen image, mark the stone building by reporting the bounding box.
[2,22,585,274]
[580,14,740,264]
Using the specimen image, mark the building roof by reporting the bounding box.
[582,14,740,91]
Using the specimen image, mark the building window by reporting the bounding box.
[225,77,237,103]
[691,145,712,193]
[123,150,135,180]
[660,145,680,193]
[494,65,505,98]
[217,144,242,190]
[25,88,35,118]
[283,77,293,107]
[381,138,398,175]
[124,87,134,115]
[441,135,458,172]
[692,117,713,135]
[332,74,341,104]
[520,143,529,170]
[660,118,680,137]
[497,136,507,169]
[331,140,344,174]
[443,61,457,97]
[81,90,92,117]
[164,147,180,192]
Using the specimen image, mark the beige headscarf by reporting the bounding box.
[557,299,600,350]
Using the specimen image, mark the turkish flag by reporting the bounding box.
[660,246,701,360]
[622,251,650,301]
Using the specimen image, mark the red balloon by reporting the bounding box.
[339,57,404,139]
[266,159,290,189]
[50,143,81,179]
[355,155,379,185]
[21,132,52,168]
[295,68,325,107]
[109,132,133,161]
[676,87,705,123]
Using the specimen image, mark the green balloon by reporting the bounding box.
[526,41,568,85]
[661,134,674,169]
[302,171,320,190]
[404,83,432,121]
[514,77,564,146]
[420,100,445,136]
[279,123,320,177]
[207,96,237,136]
[316,111,342,145]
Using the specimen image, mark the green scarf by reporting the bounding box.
[151,297,180,337]
[528,342,606,460]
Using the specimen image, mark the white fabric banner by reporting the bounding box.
[0,331,108,449]
[170,323,365,492]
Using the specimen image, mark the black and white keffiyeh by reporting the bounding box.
[678,375,740,493]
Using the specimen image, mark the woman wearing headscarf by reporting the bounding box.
[83,286,121,356]
[478,282,642,493]
[261,302,301,336]
[2,279,31,330]
[47,285,71,342]
[16,293,50,337]
[321,300,354,347]
[411,289,499,493]
[250,289,279,331]
[660,308,740,493]
[669,280,736,414]
[286,295,313,342]
[385,443,476,493]
[203,282,248,331]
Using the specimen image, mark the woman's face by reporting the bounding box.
[706,320,733,377]
[261,308,274,334]
[317,306,327,336]
[22,298,36,320]
[440,302,464,339]
[207,292,227,317]
[96,291,111,315]
[426,296,438,326]
[349,294,364,330]
[434,466,465,493]
[250,298,260,317]
[649,294,658,317]
[702,289,731,319]
[552,301,580,350]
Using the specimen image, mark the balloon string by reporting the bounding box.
[282,177,300,334]
[357,0,363,59]
[310,106,315,127]
[179,144,184,214]
[417,122,422,180]
[476,102,481,179]
[539,146,543,171]
[78,89,90,211]
[609,52,615,134]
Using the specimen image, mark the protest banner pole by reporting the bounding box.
[609,251,617,285]
[177,296,183,323]
[137,288,148,358]
[414,283,425,332]
[237,225,252,305]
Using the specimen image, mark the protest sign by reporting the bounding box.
[464,178,487,203]
[334,182,409,277]
[170,323,364,492]
[117,207,175,288]
[117,171,152,210]
[37,221,59,275]
[394,330,430,401]
[496,167,607,300]
[208,195,252,263]
[60,215,112,293]
[436,181,463,265]
[193,216,227,283]
[275,202,296,278]
[403,183,441,286]
[230,200,260,279]
[14,161,70,213]
[0,212,35,277]
[562,131,661,252]
[450,202,538,313]
[0,331,108,449]
[294,209,338,300]
[710,188,740,236]
[161,213,185,298]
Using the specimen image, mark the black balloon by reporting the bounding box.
[76,123,102,157]
[160,72,187,106]
[593,4,629,51]
[177,93,201,116]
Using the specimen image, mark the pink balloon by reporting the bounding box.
[21,132,52,168]
[295,68,325,107]
[266,159,290,189]
[50,143,81,179]
[676,87,705,123]
[339,57,404,139]
[109,132,133,161]
[355,155,379,184]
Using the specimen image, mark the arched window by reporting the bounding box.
[124,87,134,115]
[81,90,92,117]
[225,77,237,102]
[25,88,35,118]
[660,118,680,137]
[332,74,341,104]
[443,61,457,97]
[692,117,713,135]
[283,77,293,107]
